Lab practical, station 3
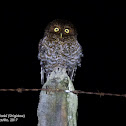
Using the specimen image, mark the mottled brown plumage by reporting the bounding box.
[38,19,83,84]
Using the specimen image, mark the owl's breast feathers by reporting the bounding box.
[38,36,83,73]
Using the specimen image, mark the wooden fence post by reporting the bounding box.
[37,67,78,126]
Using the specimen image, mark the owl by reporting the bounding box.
[38,19,83,84]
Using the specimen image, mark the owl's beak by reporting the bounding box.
[60,33,63,38]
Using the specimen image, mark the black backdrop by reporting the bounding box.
[2,1,126,125]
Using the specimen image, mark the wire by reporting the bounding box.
[0,88,126,98]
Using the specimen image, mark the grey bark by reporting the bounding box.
[37,67,78,126]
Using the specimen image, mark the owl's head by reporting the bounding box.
[44,19,77,40]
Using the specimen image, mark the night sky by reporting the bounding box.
[2,1,126,126]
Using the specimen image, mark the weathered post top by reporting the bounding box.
[37,67,78,126]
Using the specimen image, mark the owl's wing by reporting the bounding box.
[68,41,83,81]
[38,39,45,61]
[41,66,44,85]
[38,39,46,85]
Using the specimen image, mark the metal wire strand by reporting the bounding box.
[0,88,126,98]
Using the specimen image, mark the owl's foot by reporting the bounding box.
[47,67,67,81]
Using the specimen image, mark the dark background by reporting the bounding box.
[2,1,126,125]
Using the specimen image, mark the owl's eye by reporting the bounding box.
[64,29,69,33]
[54,27,59,32]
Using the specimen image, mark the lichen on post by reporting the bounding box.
[37,67,78,126]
